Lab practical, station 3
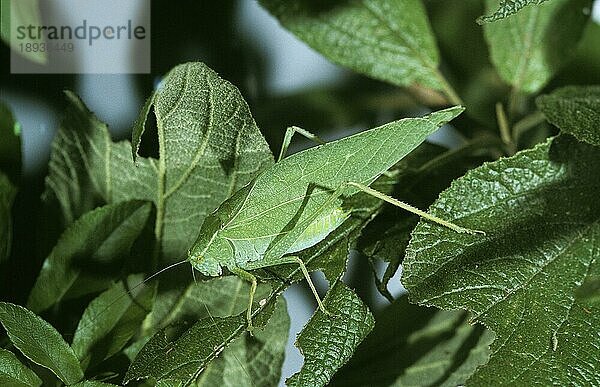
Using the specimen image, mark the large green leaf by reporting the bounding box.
[45,62,274,262]
[403,135,600,385]
[260,0,451,95]
[537,85,600,146]
[27,201,152,313]
[125,278,288,386]
[0,102,22,182]
[331,297,493,387]
[0,348,42,387]
[483,0,591,93]
[286,281,374,387]
[71,275,153,370]
[0,172,16,262]
[0,302,83,385]
[142,62,274,260]
[477,0,549,24]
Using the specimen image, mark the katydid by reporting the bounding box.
[186,105,483,330]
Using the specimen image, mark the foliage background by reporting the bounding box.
[2,0,600,385]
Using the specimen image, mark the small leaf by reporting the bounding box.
[0,172,16,262]
[537,85,600,146]
[0,302,83,385]
[0,102,22,182]
[331,297,493,386]
[260,0,446,91]
[286,281,374,387]
[0,348,42,387]
[483,0,591,93]
[477,0,549,24]
[71,275,153,370]
[403,135,600,384]
[27,200,152,313]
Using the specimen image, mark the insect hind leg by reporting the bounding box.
[347,182,485,235]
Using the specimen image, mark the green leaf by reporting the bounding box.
[0,102,22,182]
[45,62,273,261]
[403,135,600,385]
[286,281,374,387]
[125,279,288,386]
[27,201,152,313]
[483,0,591,93]
[537,85,600,146]
[477,0,549,24]
[0,302,83,385]
[260,0,448,92]
[0,0,46,64]
[331,297,493,387]
[0,348,42,387]
[71,275,153,370]
[0,172,16,262]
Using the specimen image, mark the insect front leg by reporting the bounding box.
[347,182,486,235]
[278,126,326,162]
[229,267,258,333]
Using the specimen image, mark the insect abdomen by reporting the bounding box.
[287,206,349,254]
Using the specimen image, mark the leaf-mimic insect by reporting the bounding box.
[186,106,483,329]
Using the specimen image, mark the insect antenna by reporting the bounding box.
[66,259,189,339]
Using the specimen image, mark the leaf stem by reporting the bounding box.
[507,87,526,119]
[416,134,504,173]
[495,103,516,155]
[434,69,464,106]
[512,111,546,141]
